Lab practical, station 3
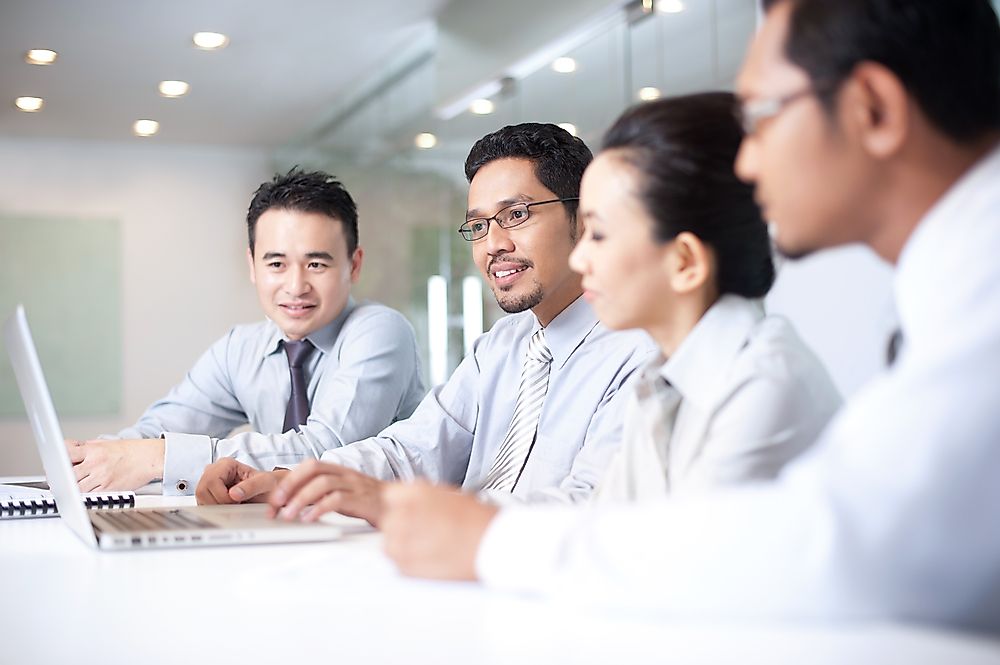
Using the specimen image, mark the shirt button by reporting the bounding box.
[176,480,189,492]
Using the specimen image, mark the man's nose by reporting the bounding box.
[484,220,515,255]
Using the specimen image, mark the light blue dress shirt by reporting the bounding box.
[114,298,426,495]
[321,296,657,503]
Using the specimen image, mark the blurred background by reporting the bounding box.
[4,0,977,474]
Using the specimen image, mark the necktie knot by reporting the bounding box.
[526,329,552,364]
[283,339,315,368]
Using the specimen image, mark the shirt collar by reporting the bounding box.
[895,143,1000,342]
[263,296,357,358]
[534,295,601,369]
[657,295,765,409]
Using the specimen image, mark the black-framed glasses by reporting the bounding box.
[458,197,579,242]
[736,88,817,136]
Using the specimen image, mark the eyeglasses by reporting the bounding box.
[458,198,579,242]
[736,88,817,136]
[458,197,579,242]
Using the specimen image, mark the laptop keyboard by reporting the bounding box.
[96,508,218,532]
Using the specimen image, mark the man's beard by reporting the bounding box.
[494,284,544,313]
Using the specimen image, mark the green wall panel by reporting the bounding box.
[0,214,121,417]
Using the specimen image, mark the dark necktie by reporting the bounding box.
[886,328,904,367]
[282,340,315,433]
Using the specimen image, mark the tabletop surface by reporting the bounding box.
[2,492,999,665]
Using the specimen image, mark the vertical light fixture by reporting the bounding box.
[462,276,484,355]
[427,276,449,385]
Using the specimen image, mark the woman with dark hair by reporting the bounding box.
[571,92,841,499]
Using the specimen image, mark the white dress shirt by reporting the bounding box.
[477,146,1000,633]
[321,296,657,503]
[597,295,841,501]
[113,299,426,494]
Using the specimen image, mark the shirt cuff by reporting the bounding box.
[162,432,213,496]
[474,505,578,594]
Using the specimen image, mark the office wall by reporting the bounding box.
[0,137,272,474]
[766,245,896,399]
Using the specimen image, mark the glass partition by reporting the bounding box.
[277,0,758,384]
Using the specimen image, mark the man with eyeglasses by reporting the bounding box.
[196,123,654,523]
[378,0,1000,632]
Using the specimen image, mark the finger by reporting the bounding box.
[299,491,350,522]
[78,474,101,493]
[200,474,235,506]
[230,471,275,503]
[67,442,87,464]
[73,460,91,482]
[270,460,340,510]
[279,475,347,521]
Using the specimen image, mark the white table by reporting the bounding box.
[3,494,999,665]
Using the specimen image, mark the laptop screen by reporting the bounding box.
[4,305,98,546]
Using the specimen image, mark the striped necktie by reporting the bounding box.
[481,328,553,492]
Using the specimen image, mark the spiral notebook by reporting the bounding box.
[0,477,135,520]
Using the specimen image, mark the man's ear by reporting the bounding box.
[843,61,910,159]
[349,247,364,284]
[247,248,257,285]
[668,232,712,295]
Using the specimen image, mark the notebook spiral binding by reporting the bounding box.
[0,493,136,520]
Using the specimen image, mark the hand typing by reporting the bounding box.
[268,459,386,526]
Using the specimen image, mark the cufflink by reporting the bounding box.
[175,480,189,492]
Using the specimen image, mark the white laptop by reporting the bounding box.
[3,304,341,550]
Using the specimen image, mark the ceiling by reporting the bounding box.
[0,0,449,147]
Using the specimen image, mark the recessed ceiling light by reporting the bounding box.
[470,98,495,115]
[414,132,438,149]
[133,119,160,137]
[25,49,58,65]
[558,123,578,137]
[14,96,44,112]
[552,57,577,74]
[192,32,229,50]
[657,0,685,13]
[638,86,662,101]
[158,80,190,98]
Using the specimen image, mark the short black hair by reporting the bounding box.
[464,123,593,226]
[246,168,359,256]
[763,0,1000,142]
[602,92,775,299]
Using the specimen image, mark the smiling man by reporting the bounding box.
[377,0,1000,633]
[68,169,425,495]
[196,124,654,521]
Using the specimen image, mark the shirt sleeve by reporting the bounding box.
[318,342,481,484]
[112,330,248,441]
[163,309,424,494]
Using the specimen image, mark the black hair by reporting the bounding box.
[246,168,359,256]
[464,123,593,226]
[762,0,1000,142]
[602,92,775,298]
